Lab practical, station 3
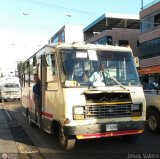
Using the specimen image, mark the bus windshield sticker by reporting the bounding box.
[65,80,77,86]
[76,52,87,58]
[88,50,98,61]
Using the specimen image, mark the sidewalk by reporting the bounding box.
[0,105,19,154]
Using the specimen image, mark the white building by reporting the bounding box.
[48,25,84,44]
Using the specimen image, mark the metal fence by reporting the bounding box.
[142,0,160,10]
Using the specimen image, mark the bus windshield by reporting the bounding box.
[59,49,140,87]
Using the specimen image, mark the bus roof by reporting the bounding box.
[23,42,133,63]
[47,42,132,52]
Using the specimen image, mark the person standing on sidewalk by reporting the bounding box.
[33,74,42,127]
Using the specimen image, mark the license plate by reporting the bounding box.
[106,124,118,131]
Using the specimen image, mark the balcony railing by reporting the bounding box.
[142,0,160,10]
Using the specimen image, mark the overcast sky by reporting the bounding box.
[0,0,152,72]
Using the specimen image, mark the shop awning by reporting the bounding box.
[139,65,160,74]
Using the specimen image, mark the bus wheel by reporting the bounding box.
[59,126,76,151]
[122,134,138,143]
[27,111,35,127]
[148,110,160,133]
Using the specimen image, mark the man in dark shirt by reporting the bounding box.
[33,74,42,127]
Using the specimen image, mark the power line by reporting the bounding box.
[17,0,99,16]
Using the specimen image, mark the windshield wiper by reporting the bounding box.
[88,82,94,89]
[109,76,128,90]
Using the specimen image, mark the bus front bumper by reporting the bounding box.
[63,121,146,139]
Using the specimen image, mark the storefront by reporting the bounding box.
[139,65,160,84]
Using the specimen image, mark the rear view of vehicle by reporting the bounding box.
[0,82,21,102]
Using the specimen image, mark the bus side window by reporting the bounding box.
[24,61,29,87]
[29,56,37,87]
[46,54,58,82]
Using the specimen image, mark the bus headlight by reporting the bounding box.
[74,106,84,114]
[73,106,85,120]
[131,104,140,111]
[131,103,142,116]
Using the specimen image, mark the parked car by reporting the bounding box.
[143,84,160,133]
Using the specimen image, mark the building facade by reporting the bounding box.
[139,0,160,84]
[83,13,140,67]
[48,25,84,44]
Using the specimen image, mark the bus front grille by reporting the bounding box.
[86,104,132,118]
[5,91,19,95]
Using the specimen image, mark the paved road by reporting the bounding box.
[2,101,160,159]
[0,105,19,154]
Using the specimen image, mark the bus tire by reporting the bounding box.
[27,111,35,127]
[59,126,76,151]
[148,110,160,133]
[122,134,138,143]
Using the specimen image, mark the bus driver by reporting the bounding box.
[89,63,109,86]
